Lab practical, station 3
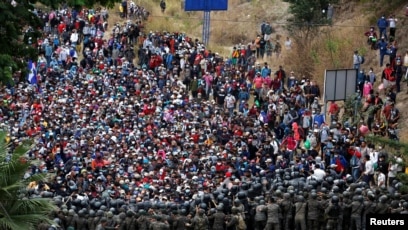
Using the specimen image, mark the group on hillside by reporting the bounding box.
[2,3,408,230]
[352,13,408,146]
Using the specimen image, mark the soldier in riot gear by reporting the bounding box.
[401,202,408,214]
[349,195,364,230]
[105,211,118,229]
[294,195,307,230]
[65,209,76,229]
[280,193,293,230]
[374,195,390,214]
[208,205,226,230]
[225,207,240,229]
[233,199,245,218]
[325,196,342,230]
[87,210,96,229]
[93,209,105,228]
[247,197,258,229]
[317,192,329,230]
[188,208,209,230]
[341,191,352,230]
[254,199,267,230]
[150,215,170,230]
[117,212,127,230]
[307,192,320,230]
[73,209,87,230]
[173,209,188,230]
[362,192,376,230]
[265,197,281,230]
[124,210,136,230]
[137,209,149,230]
[390,200,402,214]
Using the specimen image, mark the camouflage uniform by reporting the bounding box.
[209,210,226,230]
[325,202,342,230]
[294,199,307,230]
[254,203,267,230]
[265,200,281,230]
[307,195,320,230]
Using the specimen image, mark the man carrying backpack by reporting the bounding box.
[353,50,362,70]
[263,22,273,41]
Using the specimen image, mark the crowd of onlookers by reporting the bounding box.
[2,2,408,230]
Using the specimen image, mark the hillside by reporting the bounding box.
[110,0,408,141]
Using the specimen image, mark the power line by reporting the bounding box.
[144,14,370,28]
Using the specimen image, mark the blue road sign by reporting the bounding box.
[184,0,228,11]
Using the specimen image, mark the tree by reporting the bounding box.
[0,131,55,229]
[0,0,119,84]
[284,0,338,38]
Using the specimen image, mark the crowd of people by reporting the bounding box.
[2,2,408,230]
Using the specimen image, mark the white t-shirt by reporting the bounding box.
[226,95,235,108]
[388,18,397,28]
[388,163,398,178]
[284,39,292,50]
[70,33,79,43]
[377,172,386,187]
[365,160,374,175]
[314,168,326,180]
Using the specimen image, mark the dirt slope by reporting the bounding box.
[112,0,408,141]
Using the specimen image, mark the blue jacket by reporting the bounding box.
[45,44,53,56]
[377,18,388,29]
[377,40,388,54]
[261,67,271,77]
[166,53,173,69]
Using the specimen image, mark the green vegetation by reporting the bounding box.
[0,0,120,84]
[284,0,338,29]
[0,132,55,229]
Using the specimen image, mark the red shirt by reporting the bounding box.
[329,103,339,114]
[58,23,66,34]
[282,136,297,151]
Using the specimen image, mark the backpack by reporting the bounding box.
[237,215,247,230]
[358,55,365,64]
[297,127,305,140]
[289,109,298,121]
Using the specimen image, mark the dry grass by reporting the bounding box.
[135,0,290,57]
[117,0,408,141]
